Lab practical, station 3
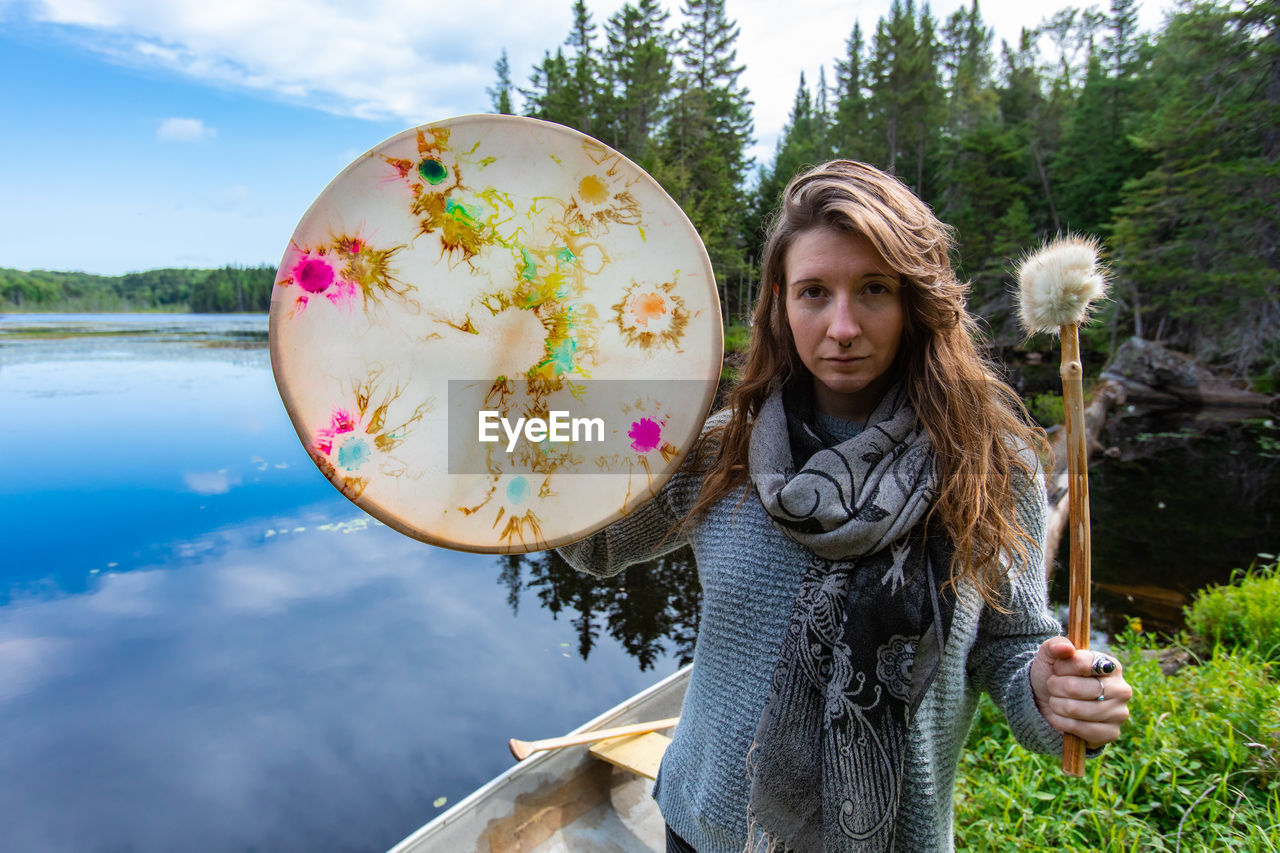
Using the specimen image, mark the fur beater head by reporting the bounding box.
[1015,235,1109,335]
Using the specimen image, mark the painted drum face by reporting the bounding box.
[270,115,722,554]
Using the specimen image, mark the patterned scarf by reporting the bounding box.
[745,380,956,852]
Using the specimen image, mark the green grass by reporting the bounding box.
[955,556,1280,851]
[1186,557,1280,664]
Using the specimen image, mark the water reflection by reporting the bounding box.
[0,315,682,853]
[1074,407,1280,636]
[4,314,1275,852]
[497,546,701,671]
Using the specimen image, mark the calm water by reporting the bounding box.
[2,314,1275,852]
[0,314,683,853]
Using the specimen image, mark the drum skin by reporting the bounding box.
[270,115,722,554]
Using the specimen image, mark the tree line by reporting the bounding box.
[493,0,1278,382]
[0,265,277,313]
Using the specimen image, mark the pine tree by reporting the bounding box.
[866,0,943,193]
[656,0,755,309]
[603,0,672,164]
[832,21,869,160]
[1110,1,1279,370]
[522,49,573,123]
[940,0,996,133]
[1052,0,1153,234]
[932,0,1028,316]
[998,28,1066,235]
[814,65,831,161]
[563,0,600,133]
[488,49,515,115]
[751,73,821,252]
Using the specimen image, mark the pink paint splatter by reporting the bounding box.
[315,408,358,455]
[628,418,663,453]
[325,277,359,306]
[295,256,336,293]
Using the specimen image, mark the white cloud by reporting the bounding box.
[184,468,239,493]
[0,635,72,703]
[30,0,585,124]
[28,0,1175,175]
[157,116,216,141]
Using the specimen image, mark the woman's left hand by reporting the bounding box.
[1029,638,1132,749]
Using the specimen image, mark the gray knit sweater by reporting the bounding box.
[559,415,1063,853]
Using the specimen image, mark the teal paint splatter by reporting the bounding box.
[445,197,484,226]
[506,476,530,505]
[547,337,577,375]
[555,246,576,265]
[519,247,537,281]
[337,436,372,470]
[418,158,448,185]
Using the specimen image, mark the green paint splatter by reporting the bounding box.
[418,158,448,185]
[555,246,576,265]
[547,337,577,375]
[519,247,537,281]
[445,197,484,226]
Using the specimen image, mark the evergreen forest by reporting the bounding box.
[496,0,1278,382]
[0,265,277,314]
[5,0,1275,386]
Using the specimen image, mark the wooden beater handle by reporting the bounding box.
[1060,324,1091,777]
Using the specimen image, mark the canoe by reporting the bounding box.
[389,665,691,853]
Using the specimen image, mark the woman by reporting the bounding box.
[560,160,1131,852]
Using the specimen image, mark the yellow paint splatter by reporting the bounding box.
[577,174,609,205]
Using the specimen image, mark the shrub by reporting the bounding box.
[1185,556,1280,663]
[1028,392,1065,427]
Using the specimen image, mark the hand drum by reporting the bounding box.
[270,115,722,553]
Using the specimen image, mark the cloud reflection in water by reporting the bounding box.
[0,513,677,853]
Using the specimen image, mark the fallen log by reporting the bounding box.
[1100,337,1279,411]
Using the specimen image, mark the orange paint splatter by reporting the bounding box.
[630,292,666,328]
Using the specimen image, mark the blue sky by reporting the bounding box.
[0,0,1169,276]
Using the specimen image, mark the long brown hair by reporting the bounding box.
[687,160,1049,604]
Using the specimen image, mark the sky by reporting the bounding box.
[0,0,1172,276]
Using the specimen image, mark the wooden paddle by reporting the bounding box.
[508,717,679,761]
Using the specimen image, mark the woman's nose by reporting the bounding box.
[827,299,861,342]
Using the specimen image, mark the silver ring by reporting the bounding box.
[1091,652,1118,677]
[1095,679,1106,702]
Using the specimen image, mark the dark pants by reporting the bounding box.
[665,823,697,853]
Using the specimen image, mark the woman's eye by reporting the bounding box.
[864,281,893,296]
[800,286,824,299]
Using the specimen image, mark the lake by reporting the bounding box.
[1,314,1275,852]
[0,314,683,853]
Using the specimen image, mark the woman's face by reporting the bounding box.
[784,226,905,421]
